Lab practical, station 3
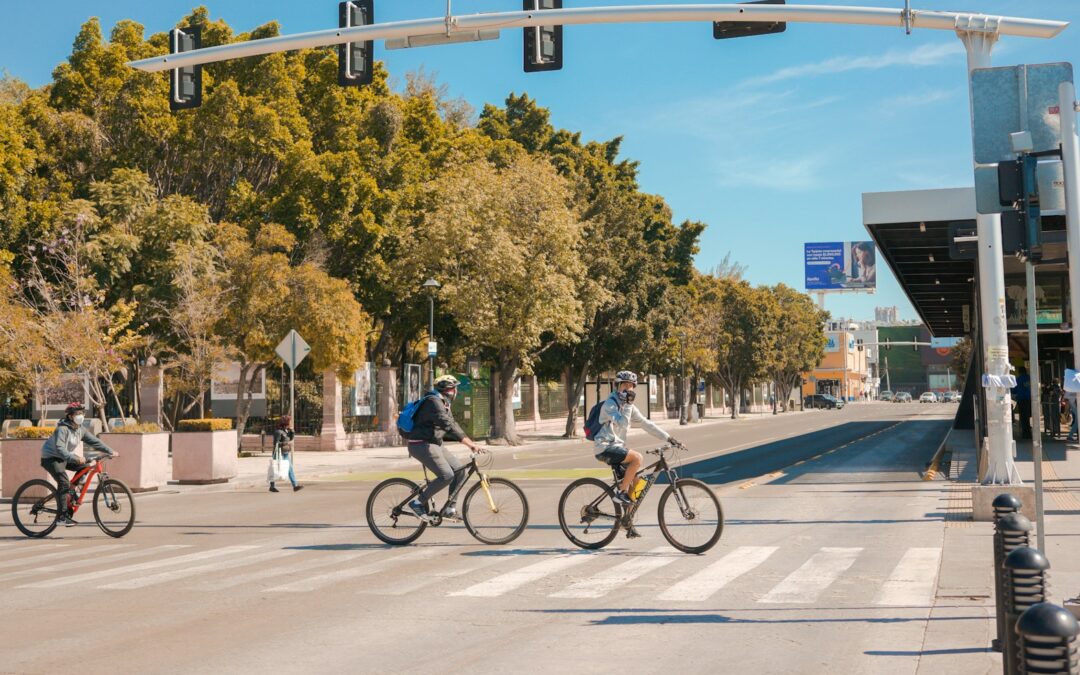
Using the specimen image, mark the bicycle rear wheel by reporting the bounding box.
[462,477,529,545]
[93,479,135,538]
[657,478,723,554]
[558,478,622,550]
[366,478,427,545]
[11,479,61,538]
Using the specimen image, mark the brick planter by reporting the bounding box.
[99,432,169,492]
[171,430,237,484]
[1,438,72,498]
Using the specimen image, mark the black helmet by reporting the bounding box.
[64,402,86,416]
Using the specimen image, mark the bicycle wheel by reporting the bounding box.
[462,477,529,545]
[93,479,135,538]
[558,478,622,550]
[658,478,723,554]
[11,479,61,538]
[366,478,427,546]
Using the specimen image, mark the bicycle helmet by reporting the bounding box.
[433,375,460,392]
[64,402,86,416]
[614,371,638,386]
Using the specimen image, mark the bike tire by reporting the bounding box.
[462,477,529,545]
[657,478,723,554]
[93,478,135,538]
[557,477,622,550]
[11,479,61,539]
[366,478,427,546]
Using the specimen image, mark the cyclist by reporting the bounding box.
[40,403,116,527]
[595,371,681,537]
[407,375,485,522]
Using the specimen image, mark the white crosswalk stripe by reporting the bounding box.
[99,548,301,590]
[264,548,445,593]
[0,545,189,584]
[450,552,595,598]
[873,547,942,607]
[658,546,778,602]
[0,545,102,570]
[760,547,863,604]
[195,550,378,591]
[18,546,258,589]
[552,547,678,599]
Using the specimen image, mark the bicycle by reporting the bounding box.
[558,443,722,554]
[365,452,529,546]
[11,454,135,539]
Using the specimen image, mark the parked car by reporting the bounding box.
[879,391,894,402]
[806,394,844,410]
[894,392,913,403]
[919,392,938,403]
[942,391,961,403]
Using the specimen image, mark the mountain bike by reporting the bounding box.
[558,443,722,554]
[366,452,528,546]
[11,454,135,538]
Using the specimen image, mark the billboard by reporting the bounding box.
[804,241,876,290]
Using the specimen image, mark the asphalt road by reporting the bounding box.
[0,403,972,675]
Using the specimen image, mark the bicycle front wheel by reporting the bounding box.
[658,478,723,554]
[366,478,426,546]
[93,479,135,538]
[462,477,529,545]
[558,478,622,550]
[11,479,61,538]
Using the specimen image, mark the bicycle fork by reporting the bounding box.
[479,474,499,513]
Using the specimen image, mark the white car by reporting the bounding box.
[919,392,937,403]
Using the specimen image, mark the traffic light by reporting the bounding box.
[713,0,786,40]
[338,1,374,87]
[998,155,1041,260]
[524,0,563,72]
[169,26,202,111]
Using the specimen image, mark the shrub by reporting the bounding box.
[108,422,164,434]
[11,426,55,440]
[176,418,233,432]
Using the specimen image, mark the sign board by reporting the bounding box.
[353,363,376,416]
[972,63,1073,214]
[825,334,841,352]
[512,377,522,410]
[211,362,266,400]
[649,375,658,404]
[428,341,438,357]
[804,241,876,290]
[35,373,90,412]
[405,363,422,403]
[275,330,311,370]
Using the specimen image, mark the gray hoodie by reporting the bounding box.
[593,393,670,452]
[41,419,112,461]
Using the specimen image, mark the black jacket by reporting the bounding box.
[272,427,295,453]
[409,393,466,446]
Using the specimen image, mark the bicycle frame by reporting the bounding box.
[394,455,498,524]
[65,460,106,516]
[591,445,692,526]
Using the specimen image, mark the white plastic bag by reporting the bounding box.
[267,456,291,483]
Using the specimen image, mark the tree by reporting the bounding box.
[0,250,60,403]
[951,336,973,386]
[401,153,584,444]
[762,284,828,412]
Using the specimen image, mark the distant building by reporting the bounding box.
[875,306,899,324]
[803,328,871,401]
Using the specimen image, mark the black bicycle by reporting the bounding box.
[365,453,529,546]
[558,443,722,554]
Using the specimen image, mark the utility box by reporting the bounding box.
[450,367,491,440]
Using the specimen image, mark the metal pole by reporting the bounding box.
[289,336,296,426]
[960,26,1020,485]
[429,294,436,389]
[885,356,891,393]
[679,339,687,425]
[1060,81,1080,364]
[1026,261,1046,553]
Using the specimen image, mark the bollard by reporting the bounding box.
[1004,547,1052,675]
[995,509,1035,652]
[1015,602,1080,674]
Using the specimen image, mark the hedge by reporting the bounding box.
[176,419,233,432]
[107,422,164,434]
[11,426,55,439]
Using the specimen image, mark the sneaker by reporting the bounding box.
[269,484,279,493]
[292,485,304,492]
[409,499,431,522]
[612,490,631,505]
[441,503,460,520]
[59,516,77,528]
[625,525,643,539]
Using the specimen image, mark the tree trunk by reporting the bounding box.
[369,316,393,365]
[563,361,589,438]
[489,350,522,446]
[234,362,264,451]
[727,380,740,419]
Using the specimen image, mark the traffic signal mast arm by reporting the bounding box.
[128,4,1066,73]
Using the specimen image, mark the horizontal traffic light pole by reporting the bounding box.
[127,4,1068,72]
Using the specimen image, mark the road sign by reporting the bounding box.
[428,341,438,357]
[276,330,311,370]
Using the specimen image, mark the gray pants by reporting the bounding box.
[408,442,467,504]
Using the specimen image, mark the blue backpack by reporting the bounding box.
[583,395,614,440]
[397,392,439,438]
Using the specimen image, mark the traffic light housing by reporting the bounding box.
[169,26,202,111]
[997,155,1041,261]
[338,1,374,87]
[524,0,563,72]
[714,0,786,40]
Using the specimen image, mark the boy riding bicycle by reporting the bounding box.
[40,403,116,527]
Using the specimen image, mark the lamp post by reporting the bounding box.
[423,278,441,389]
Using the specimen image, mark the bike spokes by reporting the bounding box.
[658,479,723,554]
[11,480,61,538]
[558,478,622,550]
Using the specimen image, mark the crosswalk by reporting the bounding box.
[0,540,945,607]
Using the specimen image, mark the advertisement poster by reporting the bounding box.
[36,373,90,411]
[805,241,877,290]
[353,363,375,416]
[210,362,266,400]
[512,377,522,410]
[649,375,658,404]
[405,364,422,404]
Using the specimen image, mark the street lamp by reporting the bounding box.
[423,278,441,389]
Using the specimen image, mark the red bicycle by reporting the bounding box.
[11,454,135,538]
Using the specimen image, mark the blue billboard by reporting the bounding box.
[804,241,876,291]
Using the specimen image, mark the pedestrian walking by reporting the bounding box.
[269,415,303,493]
[1048,379,1063,438]
[1013,367,1032,440]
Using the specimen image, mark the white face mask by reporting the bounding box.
[73,414,85,426]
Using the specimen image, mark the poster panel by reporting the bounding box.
[805,241,876,290]
[353,363,375,416]
[405,364,422,404]
[211,362,266,400]
[36,373,90,411]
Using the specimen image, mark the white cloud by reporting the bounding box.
[714,154,830,191]
[877,88,955,111]
[741,42,965,88]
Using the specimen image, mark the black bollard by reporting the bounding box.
[1003,547,1052,675]
[995,509,1035,652]
[1015,602,1080,674]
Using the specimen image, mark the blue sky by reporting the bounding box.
[3,1,1080,323]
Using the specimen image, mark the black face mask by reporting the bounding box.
[618,389,636,404]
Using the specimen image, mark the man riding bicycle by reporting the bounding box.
[595,371,681,537]
[40,403,116,527]
[407,375,485,522]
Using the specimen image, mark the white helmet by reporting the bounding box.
[614,371,638,386]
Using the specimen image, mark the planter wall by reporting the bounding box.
[171,430,237,484]
[100,432,170,492]
[1,438,79,498]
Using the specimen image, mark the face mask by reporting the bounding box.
[442,388,457,402]
[618,389,636,405]
[73,414,85,426]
